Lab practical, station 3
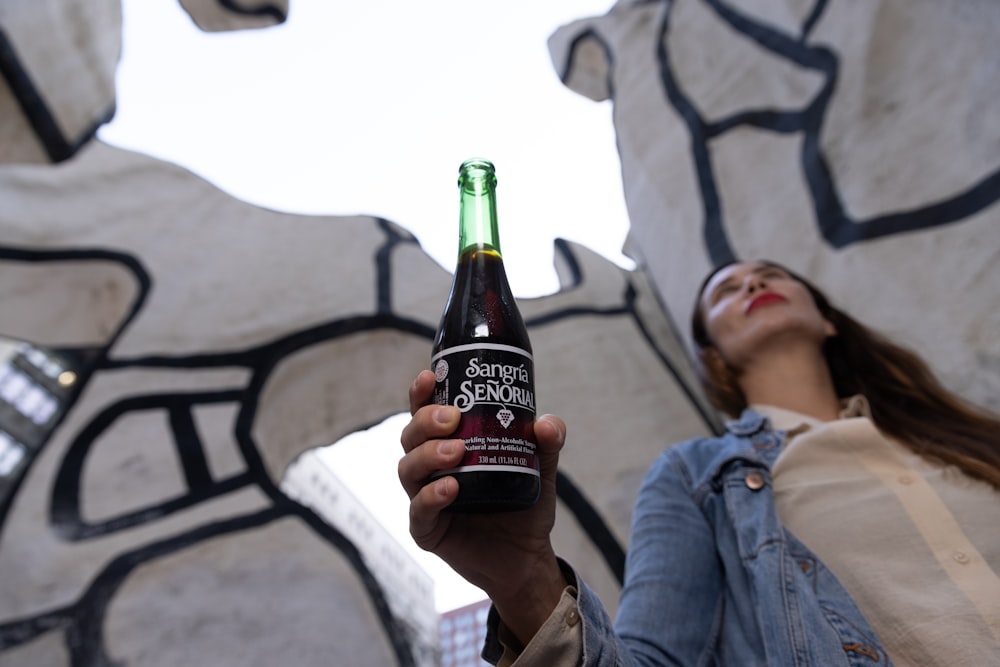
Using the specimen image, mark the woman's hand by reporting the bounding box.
[399,369,569,644]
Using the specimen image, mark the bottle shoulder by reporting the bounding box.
[434,250,530,353]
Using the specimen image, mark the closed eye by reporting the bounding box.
[717,284,738,296]
[710,282,738,304]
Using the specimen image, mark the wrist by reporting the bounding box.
[490,553,568,647]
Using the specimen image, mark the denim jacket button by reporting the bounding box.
[744,471,766,490]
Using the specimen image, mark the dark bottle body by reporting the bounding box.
[430,160,540,512]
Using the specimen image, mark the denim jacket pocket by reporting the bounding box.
[785,538,893,666]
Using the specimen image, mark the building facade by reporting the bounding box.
[440,599,492,667]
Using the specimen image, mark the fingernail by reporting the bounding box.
[435,407,454,424]
[438,440,455,456]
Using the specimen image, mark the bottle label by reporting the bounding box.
[431,343,539,477]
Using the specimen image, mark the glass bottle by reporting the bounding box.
[429,158,539,512]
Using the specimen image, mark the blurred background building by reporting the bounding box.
[283,451,440,667]
[0,337,79,507]
[439,600,492,667]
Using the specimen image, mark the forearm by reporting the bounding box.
[490,552,569,647]
[486,449,724,667]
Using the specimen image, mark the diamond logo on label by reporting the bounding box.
[496,407,514,428]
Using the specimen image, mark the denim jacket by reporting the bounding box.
[575,408,893,666]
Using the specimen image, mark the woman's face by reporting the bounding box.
[698,261,835,370]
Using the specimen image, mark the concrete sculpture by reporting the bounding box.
[2,0,997,665]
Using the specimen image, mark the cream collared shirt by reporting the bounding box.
[760,397,1000,667]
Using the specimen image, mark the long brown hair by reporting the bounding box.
[691,261,1000,490]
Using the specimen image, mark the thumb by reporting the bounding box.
[534,414,566,472]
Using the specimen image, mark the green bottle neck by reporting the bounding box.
[457,158,502,258]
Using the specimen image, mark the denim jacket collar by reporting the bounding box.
[684,408,786,492]
[724,407,772,437]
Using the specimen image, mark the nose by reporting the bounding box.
[744,273,767,294]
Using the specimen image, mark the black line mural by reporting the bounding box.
[0,30,113,164]
[0,139,711,664]
[688,0,1000,262]
[551,0,998,409]
[0,241,427,666]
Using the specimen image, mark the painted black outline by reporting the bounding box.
[2,502,406,666]
[528,241,721,584]
[217,0,288,24]
[652,3,733,264]
[800,0,828,40]
[704,0,1000,252]
[558,27,617,101]
[1,234,427,666]
[0,247,150,532]
[50,390,251,540]
[1,230,707,661]
[0,29,115,163]
[556,470,626,584]
[40,316,433,664]
[576,0,1000,266]
[375,217,421,314]
[555,0,1000,575]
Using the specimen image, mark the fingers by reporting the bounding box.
[407,475,457,551]
[400,374,465,501]
[408,369,436,416]
[534,414,566,485]
[398,437,466,499]
[400,403,461,454]
[534,414,567,454]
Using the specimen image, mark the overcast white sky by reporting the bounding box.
[100,0,630,296]
[99,0,627,613]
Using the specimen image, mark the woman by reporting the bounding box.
[399,260,1000,666]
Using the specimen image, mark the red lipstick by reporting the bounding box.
[745,293,787,314]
